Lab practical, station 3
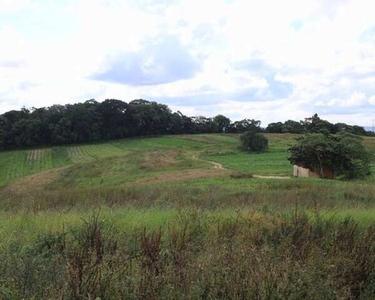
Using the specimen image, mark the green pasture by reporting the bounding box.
[0,133,292,187]
[203,147,292,175]
[1,133,374,188]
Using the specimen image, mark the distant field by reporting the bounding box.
[0,133,373,187]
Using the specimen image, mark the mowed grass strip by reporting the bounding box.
[67,143,127,163]
[180,134,240,145]
[26,149,53,173]
[51,147,71,168]
[113,136,207,151]
[0,149,56,186]
[0,150,27,185]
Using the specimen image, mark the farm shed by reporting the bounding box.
[293,165,334,179]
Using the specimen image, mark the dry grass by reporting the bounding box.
[131,168,231,185]
[3,166,68,193]
[139,150,181,170]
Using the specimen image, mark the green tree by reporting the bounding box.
[301,113,335,134]
[99,99,129,139]
[0,128,5,149]
[266,122,283,133]
[213,115,231,133]
[51,117,72,144]
[282,120,305,133]
[289,133,372,179]
[240,131,268,152]
[230,119,262,133]
[12,119,42,146]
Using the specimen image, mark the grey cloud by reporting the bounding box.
[149,58,295,108]
[90,36,200,86]
[236,59,294,100]
[313,105,371,117]
[360,26,375,43]
[18,81,39,91]
[0,60,25,68]
[152,94,224,107]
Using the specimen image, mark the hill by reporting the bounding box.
[1,133,375,298]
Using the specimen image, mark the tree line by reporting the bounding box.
[0,99,373,149]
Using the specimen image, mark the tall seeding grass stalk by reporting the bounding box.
[1,210,375,299]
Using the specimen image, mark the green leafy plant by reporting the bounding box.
[240,131,269,152]
[289,132,372,179]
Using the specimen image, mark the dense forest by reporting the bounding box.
[0,99,373,149]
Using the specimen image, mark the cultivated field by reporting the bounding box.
[1,133,375,299]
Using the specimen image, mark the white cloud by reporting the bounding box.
[0,0,31,12]
[327,91,367,107]
[1,0,375,126]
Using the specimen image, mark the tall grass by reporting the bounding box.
[2,210,375,299]
[2,177,375,213]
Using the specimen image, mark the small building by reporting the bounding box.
[293,165,335,179]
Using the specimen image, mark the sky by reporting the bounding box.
[1,0,375,126]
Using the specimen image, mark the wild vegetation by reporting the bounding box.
[289,132,373,179]
[240,131,269,152]
[0,133,375,299]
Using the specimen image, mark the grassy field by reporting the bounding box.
[1,133,375,299]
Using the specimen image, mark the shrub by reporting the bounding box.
[288,133,372,179]
[230,172,254,179]
[240,131,268,152]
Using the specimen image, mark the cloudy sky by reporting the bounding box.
[1,0,375,126]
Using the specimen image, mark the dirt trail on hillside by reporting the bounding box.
[192,155,225,170]
[208,161,225,170]
[253,175,290,179]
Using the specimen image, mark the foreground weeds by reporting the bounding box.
[1,212,375,299]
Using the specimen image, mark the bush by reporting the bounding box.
[230,172,254,179]
[240,131,268,152]
[288,133,372,179]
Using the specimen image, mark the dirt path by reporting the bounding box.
[209,161,225,170]
[253,175,290,179]
[192,155,225,170]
